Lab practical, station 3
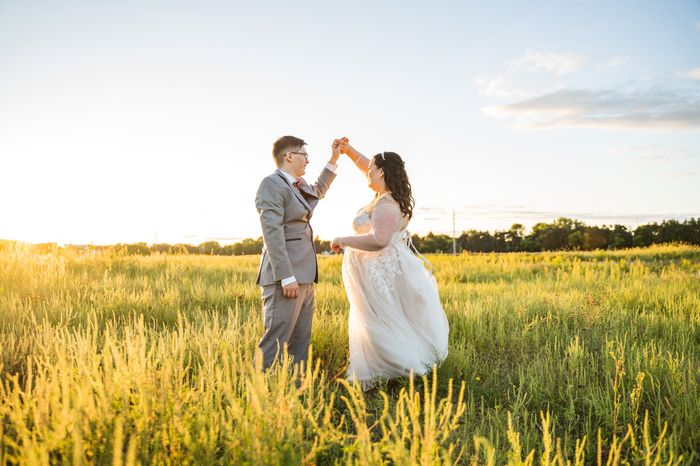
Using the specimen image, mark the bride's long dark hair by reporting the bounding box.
[374,152,415,220]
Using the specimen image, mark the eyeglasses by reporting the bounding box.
[289,151,309,160]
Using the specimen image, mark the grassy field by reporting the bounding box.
[0,244,698,465]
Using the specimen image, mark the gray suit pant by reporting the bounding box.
[257,283,314,371]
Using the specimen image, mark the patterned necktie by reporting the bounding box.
[293,178,303,190]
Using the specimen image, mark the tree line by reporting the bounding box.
[413,217,700,253]
[3,217,697,256]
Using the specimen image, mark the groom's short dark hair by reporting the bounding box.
[273,135,306,167]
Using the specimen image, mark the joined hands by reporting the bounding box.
[332,137,351,157]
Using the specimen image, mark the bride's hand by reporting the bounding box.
[338,137,350,154]
[331,237,345,253]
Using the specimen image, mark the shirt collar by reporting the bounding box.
[279,169,298,184]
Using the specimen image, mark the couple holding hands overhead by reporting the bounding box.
[255,135,449,390]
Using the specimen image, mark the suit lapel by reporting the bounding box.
[276,170,312,211]
[298,181,319,199]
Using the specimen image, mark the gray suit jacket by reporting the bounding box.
[255,168,336,286]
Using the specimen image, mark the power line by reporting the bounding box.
[452,209,456,255]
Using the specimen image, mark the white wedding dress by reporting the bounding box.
[341,193,449,389]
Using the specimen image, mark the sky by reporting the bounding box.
[1,0,699,245]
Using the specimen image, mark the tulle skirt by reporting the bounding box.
[342,234,449,389]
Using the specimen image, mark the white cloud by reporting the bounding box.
[484,86,700,130]
[605,56,629,68]
[628,144,699,161]
[672,170,697,178]
[478,51,700,131]
[515,50,589,77]
[474,75,526,99]
[679,68,700,80]
[475,50,589,98]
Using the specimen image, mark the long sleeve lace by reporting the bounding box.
[341,201,402,251]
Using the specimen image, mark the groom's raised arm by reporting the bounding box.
[255,178,294,282]
[306,165,337,199]
[304,141,341,198]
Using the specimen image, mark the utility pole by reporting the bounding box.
[452,209,457,255]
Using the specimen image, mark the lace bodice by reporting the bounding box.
[351,210,372,235]
[346,193,409,251]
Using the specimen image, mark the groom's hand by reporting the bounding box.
[330,139,341,163]
[282,281,300,298]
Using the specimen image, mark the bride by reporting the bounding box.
[331,138,449,390]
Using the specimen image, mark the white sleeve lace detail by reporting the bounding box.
[341,200,402,251]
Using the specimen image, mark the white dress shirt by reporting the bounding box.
[279,163,337,286]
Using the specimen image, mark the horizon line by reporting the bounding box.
[2,214,697,247]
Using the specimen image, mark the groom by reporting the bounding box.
[255,135,340,370]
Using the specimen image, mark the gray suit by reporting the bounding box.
[255,167,336,369]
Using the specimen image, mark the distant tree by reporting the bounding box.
[493,231,509,252]
[609,225,633,249]
[681,218,700,245]
[199,241,221,255]
[420,232,452,253]
[170,243,197,254]
[521,234,542,252]
[583,226,608,250]
[460,230,496,252]
[633,224,658,247]
[410,234,423,251]
[238,237,263,255]
[528,218,584,251]
[656,219,683,244]
[504,224,525,252]
[125,243,150,255]
[567,231,584,250]
[150,243,174,254]
[529,222,562,250]
[314,236,331,254]
[220,244,236,255]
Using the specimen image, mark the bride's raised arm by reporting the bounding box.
[333,200,402,252]
[340,139,370,175]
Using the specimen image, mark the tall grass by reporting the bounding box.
[0,243,698,464]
